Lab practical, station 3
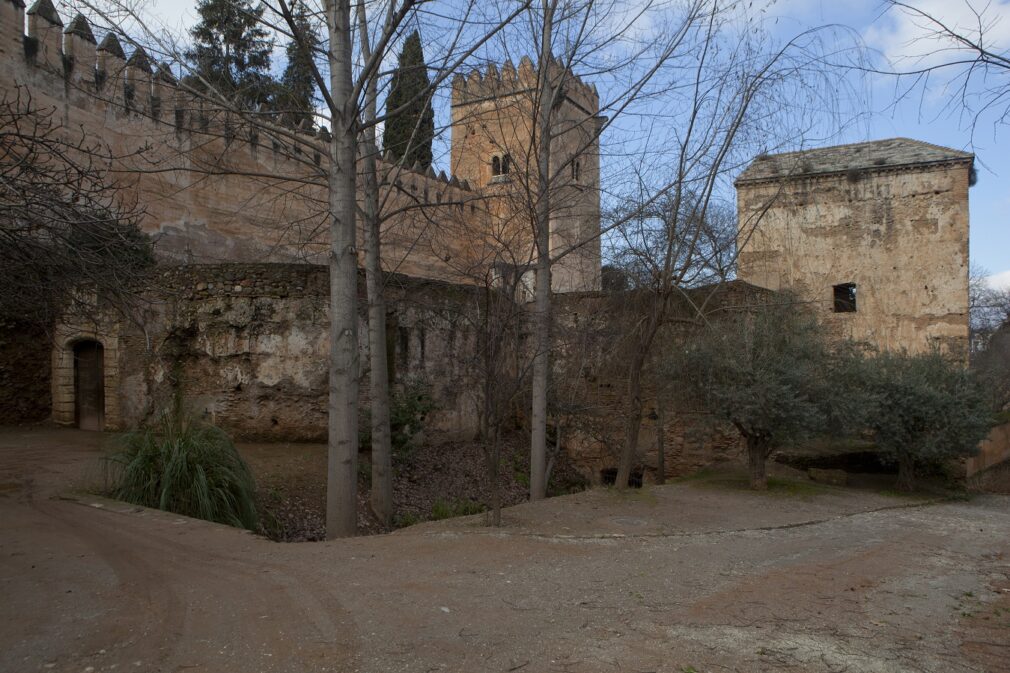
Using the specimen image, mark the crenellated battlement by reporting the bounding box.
[2,0,601,292]
[451,54,599,115]
[4,2,477,202]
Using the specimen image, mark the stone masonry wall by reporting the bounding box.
[549,282,774,481]
[1,6,601,293]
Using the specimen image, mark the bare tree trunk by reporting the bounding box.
[325,0,359,539]
[616,351,644,488]
[746,436,768,491]
[529,0,556,502]
[491,426,502,527]
[356,0,393,528]
[655,394,666,485]
[896,454,916,492]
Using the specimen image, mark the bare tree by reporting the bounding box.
[872,0,1010,136]
[0,86,152,328]
[82,0,528,537]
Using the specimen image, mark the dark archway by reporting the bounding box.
[73,340,104,431]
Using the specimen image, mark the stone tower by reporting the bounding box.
[450,56,603,292]
[735,138,973,355]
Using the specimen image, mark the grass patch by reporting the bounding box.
[430,498,486,520]
[104,411,258,530]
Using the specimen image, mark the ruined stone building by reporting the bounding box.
[736,138,973,355]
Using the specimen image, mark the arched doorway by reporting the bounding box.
[73,340,105,431]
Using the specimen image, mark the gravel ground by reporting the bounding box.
[2,427,1009,673]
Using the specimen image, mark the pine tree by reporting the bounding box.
[383,31,434,168]
[279,1,319,125]
[186,0,274,108]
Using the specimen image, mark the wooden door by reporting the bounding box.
[74,341,105,431]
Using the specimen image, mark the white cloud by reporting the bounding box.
[865,0,1010,68]
[988,269,1010,291]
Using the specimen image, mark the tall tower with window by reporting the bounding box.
[450,56,603,292]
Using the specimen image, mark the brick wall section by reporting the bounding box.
[549,282,775,481]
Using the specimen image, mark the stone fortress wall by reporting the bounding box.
[1,0,602,291]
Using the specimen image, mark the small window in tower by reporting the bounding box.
[833,283,857,313]
[491,155,501,176]
[572,159,581,182]
[502,154,512,174]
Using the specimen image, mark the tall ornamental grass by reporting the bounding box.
[105,412,258,530]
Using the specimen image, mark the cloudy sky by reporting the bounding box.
[54,0,1010,288]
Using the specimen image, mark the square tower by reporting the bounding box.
[735,138,972,354]
[450,56,603,292]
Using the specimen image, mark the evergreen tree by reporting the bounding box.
[279,1,320,125]
[186,0,274,108]
[383,31,434,168]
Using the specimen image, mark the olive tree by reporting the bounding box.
[664,299,866,489]
[865,349,993,491]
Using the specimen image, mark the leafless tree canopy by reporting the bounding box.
[874,0,1010,136]
[0,87,153,329]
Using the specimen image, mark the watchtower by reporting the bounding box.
[450,56,603,292]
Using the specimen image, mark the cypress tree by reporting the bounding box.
[186,0,274,108]
[279,1,320,125]
[383,31,434,168]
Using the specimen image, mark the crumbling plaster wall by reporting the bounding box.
[736,162,971,354]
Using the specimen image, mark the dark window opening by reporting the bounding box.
[491,155,501,176]
[600,467,643,488]
[833,283,857,313]
[572,159,581,182]
[501,154,512,174]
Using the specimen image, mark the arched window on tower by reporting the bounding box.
[572,159,581,183]
[491,155,501,176]
[502,154,512,174]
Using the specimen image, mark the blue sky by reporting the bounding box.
[59,0,1009,287]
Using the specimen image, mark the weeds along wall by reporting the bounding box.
[53,264,484,441]
[2,3,603,292]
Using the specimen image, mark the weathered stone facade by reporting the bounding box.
[736,138,972,354]
[52,265,482,441]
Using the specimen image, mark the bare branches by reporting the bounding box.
[0,87,153,328]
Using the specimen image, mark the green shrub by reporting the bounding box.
[104,412,258,530]
[430,498,485,520]
[360,380,436,461]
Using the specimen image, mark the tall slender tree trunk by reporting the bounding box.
[529,0,556,502]
[655,393,666,485]
[491,426,502,527]
[617,350,645,488]
[746,436,768,491]
[356,0,394,527]
[324,0,359,539]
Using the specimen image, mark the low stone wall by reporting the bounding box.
[966,422,1010,478]
[54,264,481,442]
[550,281,770,481]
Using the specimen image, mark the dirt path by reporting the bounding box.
[2,428,1008,673]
